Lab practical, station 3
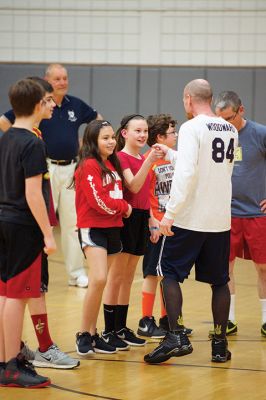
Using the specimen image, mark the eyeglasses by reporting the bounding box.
[224,107,240,122]
[166,131,178,136]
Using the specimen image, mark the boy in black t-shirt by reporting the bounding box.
[0,79,56,388]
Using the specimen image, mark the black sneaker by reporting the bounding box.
[92,333,117,354]
[0,363,5,386]
[209,320,237,339]
[144,331,193,364]
[211,338,231,363]
[101,331,130,351]
[116,327,146,346]
[76,332,94,355]
[159,315,193,336]
[261,322,266,337]
[137,316,166,338]
[0,353,50,388]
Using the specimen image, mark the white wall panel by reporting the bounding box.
[0,1,265,66]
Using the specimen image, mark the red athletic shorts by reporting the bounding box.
[0,221,43,298]
[230,217,266,263]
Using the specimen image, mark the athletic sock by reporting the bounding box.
[103,304,117,332]
[115,305,129,331]
[260,299,266,324]
[211,284,230,338]
[228,294,236,322]
[142,291,155,318]
[31,313,53,352]
[160,278,183,331]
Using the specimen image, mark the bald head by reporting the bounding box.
[184,79,213,104]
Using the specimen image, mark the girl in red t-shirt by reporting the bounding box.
[102,114,164,347]
[74,120,132,355]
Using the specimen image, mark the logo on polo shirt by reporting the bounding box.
[68,110,77,122]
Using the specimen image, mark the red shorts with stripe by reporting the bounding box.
[230,216,266,263]
[0,221,43,298]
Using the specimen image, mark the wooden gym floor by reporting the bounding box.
[1,227,265,400]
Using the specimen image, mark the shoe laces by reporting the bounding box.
[77,331,91,340]
[124,327,138,338]
[46,344,65,357]
[17,354,37,376]
[76,331,93,348]
[169,330,190,346]
[92,332,102,344]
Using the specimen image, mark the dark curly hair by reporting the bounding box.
[146,114,177,146]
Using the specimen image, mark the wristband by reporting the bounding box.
[149,226,159,231]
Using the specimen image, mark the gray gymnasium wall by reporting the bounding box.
[1,63,266,132]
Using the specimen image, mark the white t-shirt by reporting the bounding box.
[164,114,238,232]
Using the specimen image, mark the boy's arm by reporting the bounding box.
[25,174,56,255]
[0,115,12,132]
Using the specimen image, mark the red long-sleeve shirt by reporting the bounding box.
[75,158,129,228]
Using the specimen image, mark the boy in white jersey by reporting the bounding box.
[144,79,238,364]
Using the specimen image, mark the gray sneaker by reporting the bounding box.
[20,342,36,362]
[33,344,80,369]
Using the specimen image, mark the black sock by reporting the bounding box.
[160,278,183,331]
[115,305,129,331]
[103,304,117,333]
[211,283,230,338]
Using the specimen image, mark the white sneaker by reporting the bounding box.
[76,275,88,288]
[68,275,88,288]
[33,344,80,369]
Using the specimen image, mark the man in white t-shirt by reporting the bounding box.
[144,79,238,364]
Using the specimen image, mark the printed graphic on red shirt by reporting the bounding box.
[75,158,128,228]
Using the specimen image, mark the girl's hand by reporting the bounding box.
[147,147,164,163]
[123,203,132,218]
[152,144,169,157]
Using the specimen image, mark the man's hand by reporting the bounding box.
[159,216,174,236]
[152,143,169,157]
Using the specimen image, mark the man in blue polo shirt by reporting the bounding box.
[0,64,103,288]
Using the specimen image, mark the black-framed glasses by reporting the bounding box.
[166,131,178,136]
[224,107,240,122]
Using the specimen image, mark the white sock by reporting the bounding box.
[228,294,236,322]
[260,299,266,324]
